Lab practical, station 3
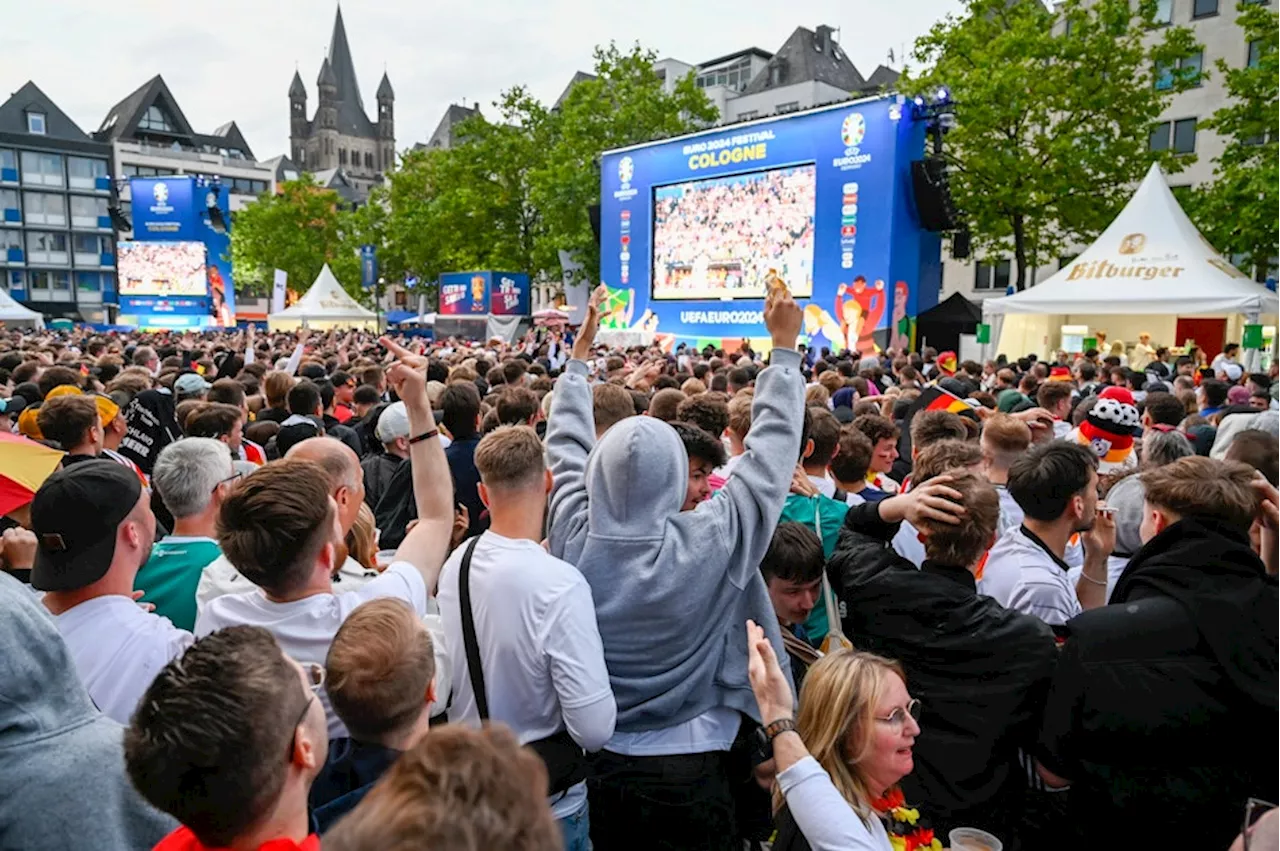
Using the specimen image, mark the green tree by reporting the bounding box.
[1187,2,1278,275]
[230,176,365,300]
[378,42,715,295]
[530,43,718,277]
[901,0,1202,290]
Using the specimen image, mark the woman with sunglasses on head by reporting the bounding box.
[746,620,933,851]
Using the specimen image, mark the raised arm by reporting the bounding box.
[546,287,605,559]
[283,329,307,376]
[242,324,255,366]
[383,337,454,592]
[712,287,805,586]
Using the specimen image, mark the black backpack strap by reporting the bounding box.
[457,536,488,720]
[831,484,848,503]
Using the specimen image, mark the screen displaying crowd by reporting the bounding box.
[652,164,816,300]
[0,308,1275,851]
[118,241,210,297]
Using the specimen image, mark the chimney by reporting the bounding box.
[816,25,835,54]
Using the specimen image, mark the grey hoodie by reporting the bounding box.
[546,348,804,731]
[0,573,176,850]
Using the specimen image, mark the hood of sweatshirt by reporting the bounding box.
[585,414,686,540]
[0,573,101,744]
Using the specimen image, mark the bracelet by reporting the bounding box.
[408,428,439,445]
[1078,571,1107,586]
[763,717,797,742]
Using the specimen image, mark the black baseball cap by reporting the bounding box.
[31,460,143,592]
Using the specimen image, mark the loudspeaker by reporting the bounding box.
[910,158,958,232]
[588,204,601,242]
[951,229,971,260]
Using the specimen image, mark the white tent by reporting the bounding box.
[0,288,44,329]
[981,164,1277,358]
[267,264,378,331]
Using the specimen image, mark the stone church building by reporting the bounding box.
[288,7,393,199]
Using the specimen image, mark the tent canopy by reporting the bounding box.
[0,288,44,329]
[983,164,1278,318]
[268,264,376,329]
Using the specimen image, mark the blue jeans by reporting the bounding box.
[559,799,592,851]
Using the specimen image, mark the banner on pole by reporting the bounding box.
[271,269,287,315]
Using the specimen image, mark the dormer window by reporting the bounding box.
[27,112,46,134]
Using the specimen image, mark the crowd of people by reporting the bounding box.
[0,292,1276,851]
[653,166,816,299]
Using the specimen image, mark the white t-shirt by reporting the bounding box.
[891,520,926,568]
[54,595,194,725]
[807,474,836,499]
[437,532,614,819]
[994,485,1024,538]
[195,554,378,617]
[978,526,1081,628]
[194,561,434,738]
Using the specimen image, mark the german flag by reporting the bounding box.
[1049,366,1071,382]
[906,386,977,422]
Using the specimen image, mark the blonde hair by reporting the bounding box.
[474,425,546,491]
[346,502,379,571]
[776,649,906,824]
[805,384,831,408]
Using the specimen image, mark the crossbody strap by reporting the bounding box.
[457,536,489,720]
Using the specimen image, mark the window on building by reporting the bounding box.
[737,110,759,120]
[1172,117,1197,153]
[0,188,18,216]
[695,58,754,93]
[974,259,1012,291]
[138,104,176,132]
[23,192,66,226]
[73,233,108,256]
[1154,0,1174,23]
[76,272,100,292]
[1156,52,1202,89]
[776,101,800,113]
[6,270,23,290]
[26,112,46,134]
[67,157,108,189]
[19,151,63,187]
[70,195,107,228]
[0,148,15,174]
[27,231,68,255]
[0,230,21,250]
[1248,39,1264,67]
[51,270,70,290]
[29,270,51,291]
[339,148,347,166]
[364,152,373,169]
[1152,118,1198,151]
[1192,0,1218,16]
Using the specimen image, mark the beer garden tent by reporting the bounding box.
[267,264,378,331]
[981,164,1278,361]
[0,288,44,329]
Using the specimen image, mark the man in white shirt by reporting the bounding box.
[196,436,378,611]
[438,424,615,847]
[33,459,193,724]
[977,441,1114,637]
[195,347,456,738]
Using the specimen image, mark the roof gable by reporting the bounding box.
[742,26,866,95]
[0,81,95,143]
[95,75,198,143]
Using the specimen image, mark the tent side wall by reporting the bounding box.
[992,311,1267,359]
[267,316,379,332]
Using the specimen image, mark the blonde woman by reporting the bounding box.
[344,502,380,573]
[746,621,927,851]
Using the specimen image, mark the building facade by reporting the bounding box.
[942,0,1270,303]
[0,82,116,321]
[289,8,394,199]
[93,75,277,253]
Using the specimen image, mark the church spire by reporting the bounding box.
[327,5,364,112]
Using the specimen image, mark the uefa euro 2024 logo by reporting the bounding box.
[153,182,168,204]
[618,156,634,187]
[840,113,866,149]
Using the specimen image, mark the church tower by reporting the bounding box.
[376,72,394,172]
[288,71,307,167]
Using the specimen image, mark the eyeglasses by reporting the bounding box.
[1243,798,1276,851]
[213,470,242,493]
[286,663,326,762]
[874,698,922,730]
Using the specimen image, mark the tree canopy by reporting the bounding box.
[900,0,1203,290]
[1188,1,1278,276]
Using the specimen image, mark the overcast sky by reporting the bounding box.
[1,0,960,161]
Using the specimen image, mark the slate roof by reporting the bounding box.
[0,81,100,149]
[741,26,867,95]
[421,103,480,149]
[93,75,256,159]
[322,7,376,137]
[553,71,597,109]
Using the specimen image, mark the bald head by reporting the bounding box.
[285,438,364,535]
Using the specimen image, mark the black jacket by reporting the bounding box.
[827,502,1057,841]
[360,453,404,512]
[1038,517,1278,848]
